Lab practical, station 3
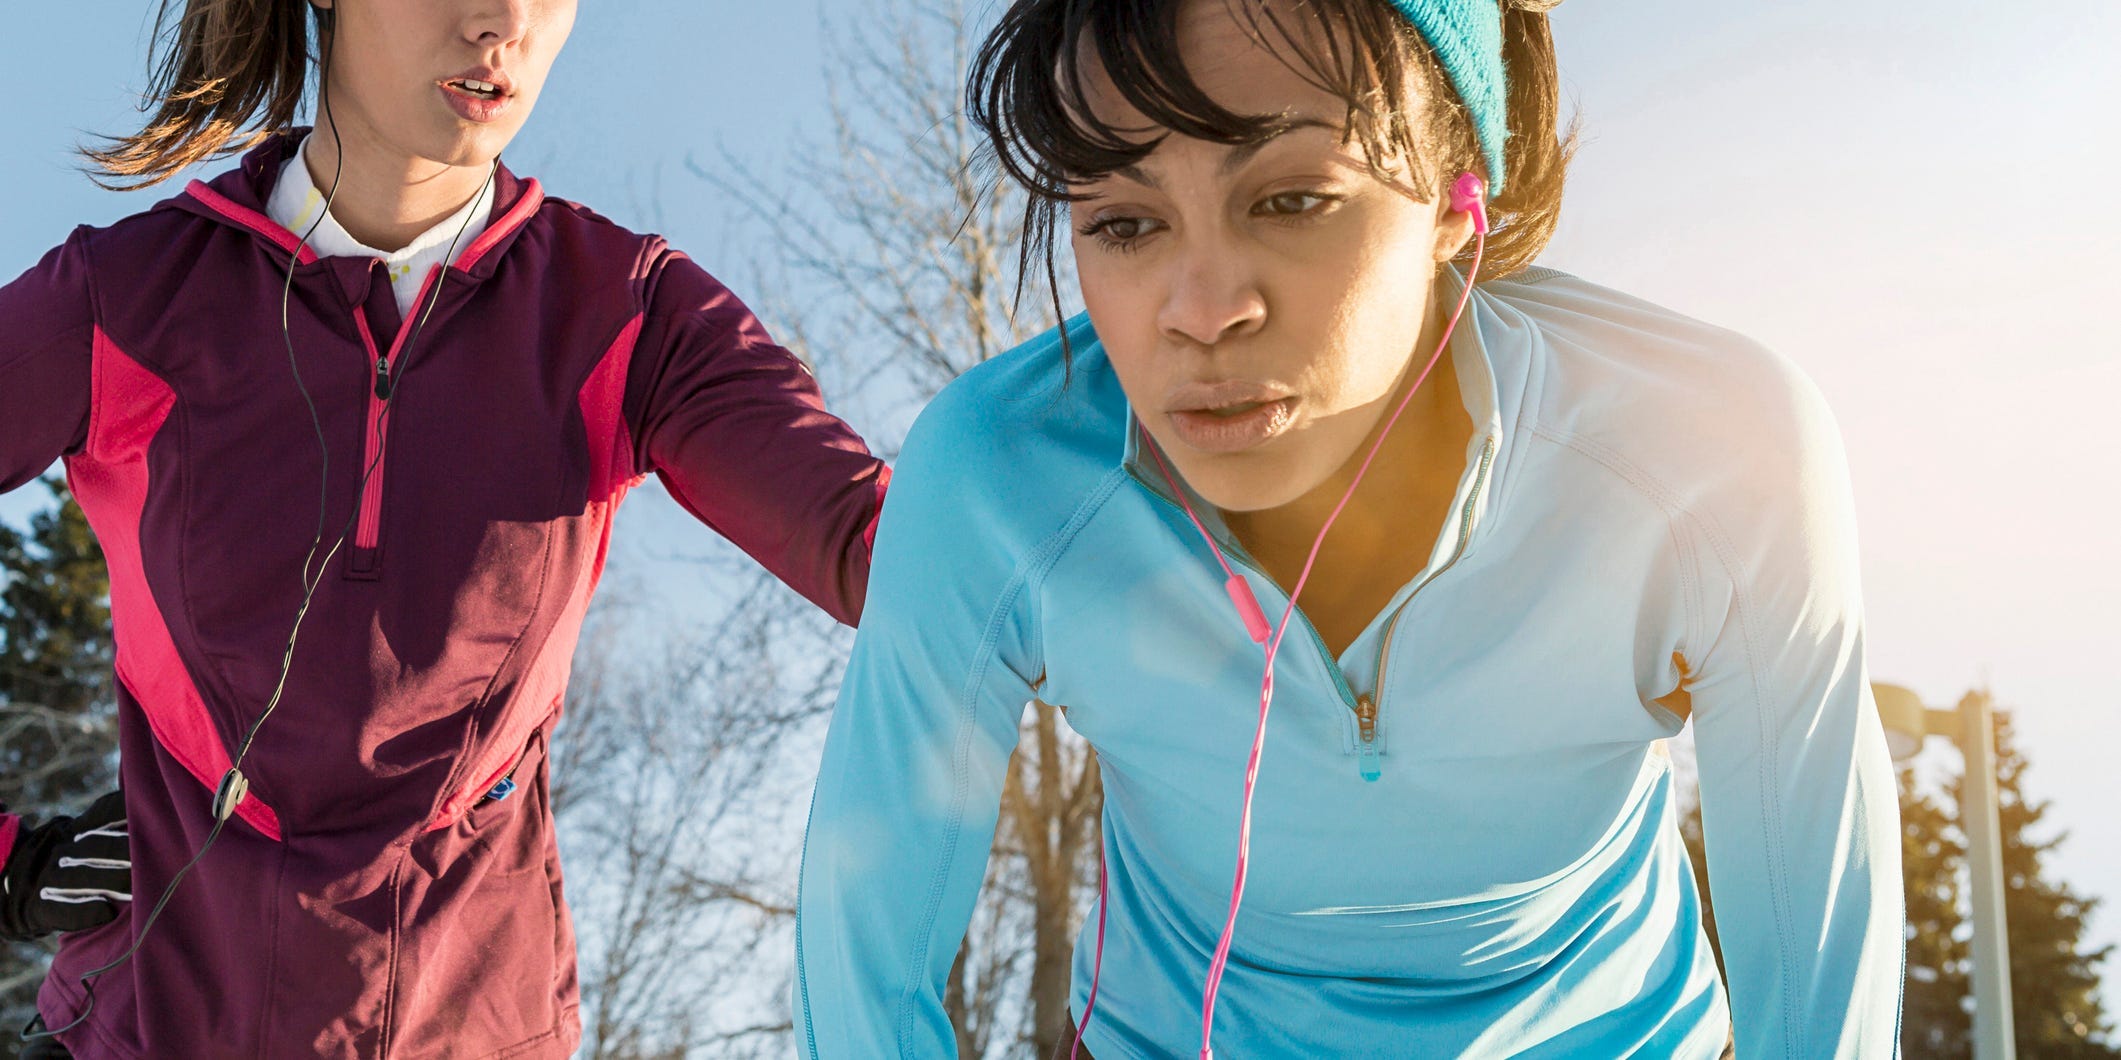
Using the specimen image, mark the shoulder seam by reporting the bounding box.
[1023,468,1128,658]
[1525,421,1747,689]
[1525,422,1687,518]
[1524,420,1706,708]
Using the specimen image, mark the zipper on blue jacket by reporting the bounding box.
[1355,694,1383,781]
[1126,433,1496,783]
[1362,435,1497,780]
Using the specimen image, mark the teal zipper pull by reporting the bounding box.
[1355,695,1383,782]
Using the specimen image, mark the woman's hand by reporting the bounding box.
[0,789,131,939]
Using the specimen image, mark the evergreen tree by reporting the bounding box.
[1902,765,1972,1057]
[0,477,117,1047]
[1677,696,2121,1058]
[1977,704,2119,1057]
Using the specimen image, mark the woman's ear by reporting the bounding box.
[1432,195,1476,264]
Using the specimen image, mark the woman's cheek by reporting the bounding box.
[1076,249,1157,348]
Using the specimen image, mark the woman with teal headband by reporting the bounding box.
[796,0,1905,1055]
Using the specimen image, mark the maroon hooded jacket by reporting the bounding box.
[0,133,888,1058]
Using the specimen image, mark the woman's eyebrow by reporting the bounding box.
[1114,163,1161,189]
[1101,116,1335,190]
[1219,116,1336,175]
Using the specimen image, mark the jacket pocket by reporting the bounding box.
[390,732,562,1058]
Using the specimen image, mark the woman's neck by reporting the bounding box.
[302,121,490,254]
[1224,327,1475,656]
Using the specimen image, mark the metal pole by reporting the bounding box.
[1959,690,2016,1059]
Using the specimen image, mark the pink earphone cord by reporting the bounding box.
[1072,175,1489,1060]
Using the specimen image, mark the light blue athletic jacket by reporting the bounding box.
[795,266,1905,1058]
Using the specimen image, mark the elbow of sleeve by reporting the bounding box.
[840,465,892,626]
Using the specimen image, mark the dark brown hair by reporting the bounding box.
[84,0,327,190]
[970,0,1575,297]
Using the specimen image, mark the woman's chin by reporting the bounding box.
[408,113,525,171]
[1178,454,1325,515]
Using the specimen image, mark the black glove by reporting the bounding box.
[1,790,131,940]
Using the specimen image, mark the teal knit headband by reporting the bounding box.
[1385,0,1509,194]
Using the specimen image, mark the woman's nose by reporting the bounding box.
[463,0,534,49]
[1155,238,1266,349]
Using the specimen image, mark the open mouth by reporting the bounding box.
[1204,401,1269,418]
[445,78,506,100]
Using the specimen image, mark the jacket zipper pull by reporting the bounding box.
[1355,694,1382,783]
[373,355,393,400]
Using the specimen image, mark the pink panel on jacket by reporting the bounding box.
[863,466,892,551]
[67,329,284,841]
[580,314,643,503]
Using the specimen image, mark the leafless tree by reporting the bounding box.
[558,0,1103,1053]
[554,568,848,1059]
[690,0,1104,1054]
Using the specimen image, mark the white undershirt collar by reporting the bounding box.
[265,134,495,317]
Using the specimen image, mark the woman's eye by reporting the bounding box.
[1256,192,1333,218]
[1080,215,1164,250]
[1102,218,1150,240]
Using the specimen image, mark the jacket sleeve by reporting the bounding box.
[792,385,1040,1057]
[1684,360,1904,1058]
[623,249,888,626]
[1,231,95,494]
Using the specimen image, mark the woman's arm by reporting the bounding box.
[0,233,117,933]
[625,250,889,625]
[1,231,95,494]
[1685,361,1904,1058]
[791,385,1043,1057]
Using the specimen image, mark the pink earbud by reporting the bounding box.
[1450,172,1489,235]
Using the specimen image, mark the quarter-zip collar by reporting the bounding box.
[165,131,548,584]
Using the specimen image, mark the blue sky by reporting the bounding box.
[5,0,2117,998]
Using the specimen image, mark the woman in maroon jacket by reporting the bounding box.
[0,0,889,1056]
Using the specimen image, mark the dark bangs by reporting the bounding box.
[968,0,1481,311]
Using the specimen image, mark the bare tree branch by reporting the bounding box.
[571,0,1095,1054]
